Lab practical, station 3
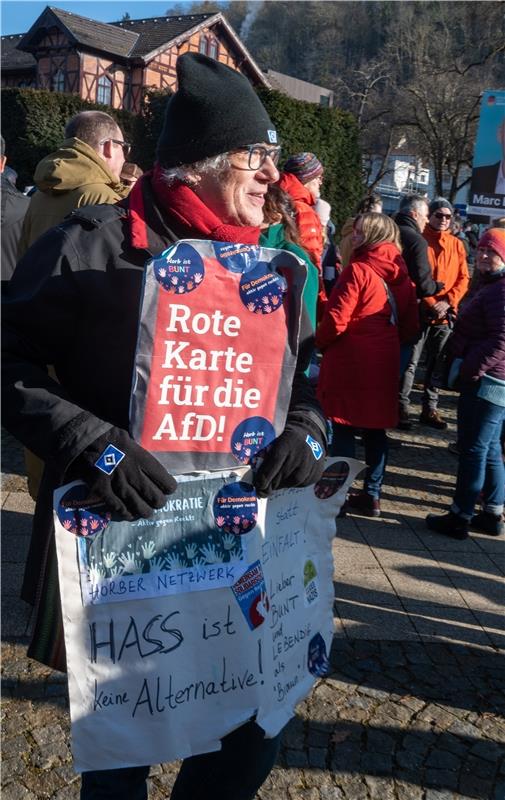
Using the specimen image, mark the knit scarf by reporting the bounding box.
[128,163,260,250]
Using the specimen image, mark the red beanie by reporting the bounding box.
[478,228,505,263]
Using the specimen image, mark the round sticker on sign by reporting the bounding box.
[57,485,111,537]
[153,242,205,294]
[213,481,258,535]
[231,416,276,464]
[239,263,286,314]
[307,632,330,677]
[314,461,350,499]
[213,242,260,273]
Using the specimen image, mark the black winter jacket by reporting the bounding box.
[1,174,30,288]
[2,180,324,668]
[395,212,443,300]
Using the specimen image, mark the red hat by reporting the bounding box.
[478,228,505,263]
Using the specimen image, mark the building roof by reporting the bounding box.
[265,69,333,104]
[18,6,139,59]
[8,6,269,87]
[112,13,216,59]
[1,34,37,71]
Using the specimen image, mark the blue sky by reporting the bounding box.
[1,1,211,35]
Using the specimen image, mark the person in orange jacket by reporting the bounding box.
[399,197,469,430]
[278,152,325,271]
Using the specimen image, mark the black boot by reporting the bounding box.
[470,511,505,537]
[397,405,412,431]
[426,510,469,539]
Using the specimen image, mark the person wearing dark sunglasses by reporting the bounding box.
[399,197,469,430]
[18,110,130,260]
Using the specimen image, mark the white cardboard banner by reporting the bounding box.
[54,458,363,773]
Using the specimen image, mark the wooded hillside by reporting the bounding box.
[168,1,505,200]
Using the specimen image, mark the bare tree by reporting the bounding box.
[382,1,505,200]
[333,59,398,190]
[160,0,505,201]
[396,76,483,199]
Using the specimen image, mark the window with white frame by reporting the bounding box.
[199,34,219,59]
[208,38,218,59]
[97,74,112,106]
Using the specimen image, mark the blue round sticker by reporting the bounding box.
[213,481,258,535]
[231,417,276,464]
[314,461,350,499]
[239,263,287,314]
[307,633,330,677]
[153,243,205,294]
[213,242,260,273]
[57,485,111,538]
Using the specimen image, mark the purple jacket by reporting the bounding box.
[450,271,505,382]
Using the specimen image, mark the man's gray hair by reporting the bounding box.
[399,194,429,214]
[160,153,231,186]
[64,111,120,151]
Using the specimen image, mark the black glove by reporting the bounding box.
[68,427,177,520]
[253,420,326,498]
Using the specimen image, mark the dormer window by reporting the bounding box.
[199,34,219,60]
[208,39,218,60]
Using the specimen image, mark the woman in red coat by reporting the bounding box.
[316,212,419,516]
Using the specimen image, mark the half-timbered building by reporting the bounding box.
[1,6,269,113]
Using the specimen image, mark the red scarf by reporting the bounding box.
[128,163,260,249]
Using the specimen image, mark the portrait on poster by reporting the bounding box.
[468,91,505,219]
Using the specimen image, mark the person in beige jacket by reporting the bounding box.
[18,110,130,499]
[18,110,129,257]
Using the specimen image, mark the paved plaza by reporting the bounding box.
[2,388,504,799]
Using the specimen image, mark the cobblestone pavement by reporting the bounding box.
[2,389,504,799]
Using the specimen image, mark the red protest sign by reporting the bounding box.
[131,241,307,473]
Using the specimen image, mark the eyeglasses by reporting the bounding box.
[101,139,131,158]
[231,145,282,171]
[434,212,452,220]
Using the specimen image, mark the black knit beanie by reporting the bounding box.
[156,53,278,168]
[428,197,454,215]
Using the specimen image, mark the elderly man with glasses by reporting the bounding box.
[399,197,470,429]
[2,53,326,800]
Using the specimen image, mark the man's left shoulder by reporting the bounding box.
[66,202,128,230]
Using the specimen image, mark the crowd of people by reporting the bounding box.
[1,52,504,799]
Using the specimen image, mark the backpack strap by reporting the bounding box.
[381,279,398,326]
